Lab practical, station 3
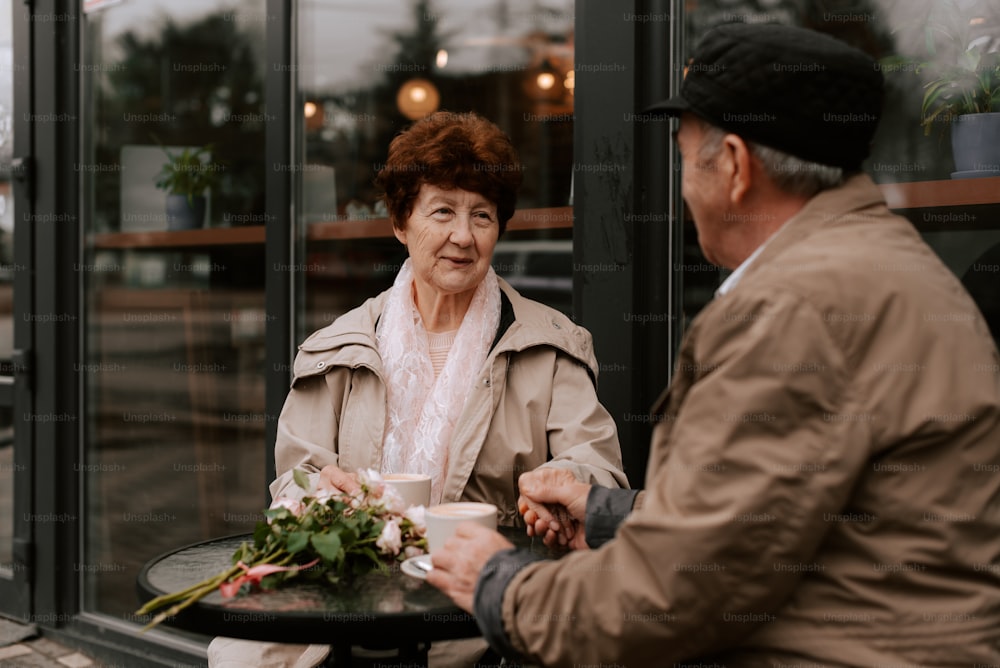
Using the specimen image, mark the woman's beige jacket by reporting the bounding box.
[270,279,628,524]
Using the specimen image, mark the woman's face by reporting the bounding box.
[394,183,499,306]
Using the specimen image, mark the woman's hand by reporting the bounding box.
[318,464,361,495]
[517,468,591,550]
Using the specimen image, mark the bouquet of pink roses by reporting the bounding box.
[135,468,427,631]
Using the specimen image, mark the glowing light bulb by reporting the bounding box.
[536,72,556,90]
[396,79,440,119]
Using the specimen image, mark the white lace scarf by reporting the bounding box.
[376,259,501,504]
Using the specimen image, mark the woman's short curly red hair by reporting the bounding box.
[375,111,523,235]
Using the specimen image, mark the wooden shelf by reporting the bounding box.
[91,207,574,250]
[305,217,392,241]
[89,179,1000,251]
[878,177,1000,231]
[879,176,1000,210]
[92,226,265,249]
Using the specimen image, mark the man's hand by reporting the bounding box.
[318,464,361,495]
[517,469,591,550]
[426,523,514,612]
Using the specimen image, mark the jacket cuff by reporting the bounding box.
[585,487,640,548]
[473,548,547,662]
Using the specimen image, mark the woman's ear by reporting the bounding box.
[392,221,407,246]
[723,134,753,205]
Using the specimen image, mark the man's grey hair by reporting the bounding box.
[694,117,844,197]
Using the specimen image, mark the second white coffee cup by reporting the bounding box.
[383,473,432,509]
[425,502,498,553]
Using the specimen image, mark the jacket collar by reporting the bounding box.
[492,280,596,371]
[737,173,888,287]
[293,277,598,379]
[297,291,386,354]
[490,290,516,352]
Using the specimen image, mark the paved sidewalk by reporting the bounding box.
[0,619,97,668]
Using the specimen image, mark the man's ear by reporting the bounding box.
[722,134,753,205]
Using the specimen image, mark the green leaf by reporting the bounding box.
[231,541,257,565]
[293,469,311,491]
[253,521,272,545]
[990,86,1000,111]
[338,522,359,547]
[310,532,343,562]
[264,507,292,522]
[351,548,388,576]
[154,143,221,197]
[286,531,310,554]
[883,0,1000,137]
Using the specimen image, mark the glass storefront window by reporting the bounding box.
[297,0,576,336]
[680,0,1000,345]
[80,0,269,622]
[73,0,580,631]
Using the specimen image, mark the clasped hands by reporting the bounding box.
[316,464,591,612]
[316,464,591,549]
[427,468,592,612]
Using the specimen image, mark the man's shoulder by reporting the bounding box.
[703,206,994,370]
[744,207,947,313]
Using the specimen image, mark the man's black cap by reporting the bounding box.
[648,23,884,170]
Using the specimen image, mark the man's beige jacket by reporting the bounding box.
[499,174,1000,666]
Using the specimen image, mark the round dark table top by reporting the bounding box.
[136,527,555,649]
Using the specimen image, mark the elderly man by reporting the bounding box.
[427,22,1000,667]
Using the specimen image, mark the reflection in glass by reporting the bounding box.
[0,0,15,573]
[80,0,268,621]
[680,0,1000,339]
[298,0,576,335]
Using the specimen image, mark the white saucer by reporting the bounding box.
[401,554,433,580]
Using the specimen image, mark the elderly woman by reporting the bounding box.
[274,110,626,516]
[208,111,627,668]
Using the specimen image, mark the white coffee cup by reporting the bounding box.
[425,502,498,554]
[383,473,432,509]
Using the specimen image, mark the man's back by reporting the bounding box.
[670,173,1000,666]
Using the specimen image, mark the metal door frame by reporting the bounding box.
[0,0,35,621]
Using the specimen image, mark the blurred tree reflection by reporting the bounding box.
[302,0,575,217]
[90,11,265,230]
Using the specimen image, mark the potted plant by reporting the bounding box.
[155,144,222,230]
[884,0,1000,177]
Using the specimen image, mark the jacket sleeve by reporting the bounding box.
[585,486,641,548]
[496,291,874,667]
[539,350,630,489]
[268,367,348,502]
